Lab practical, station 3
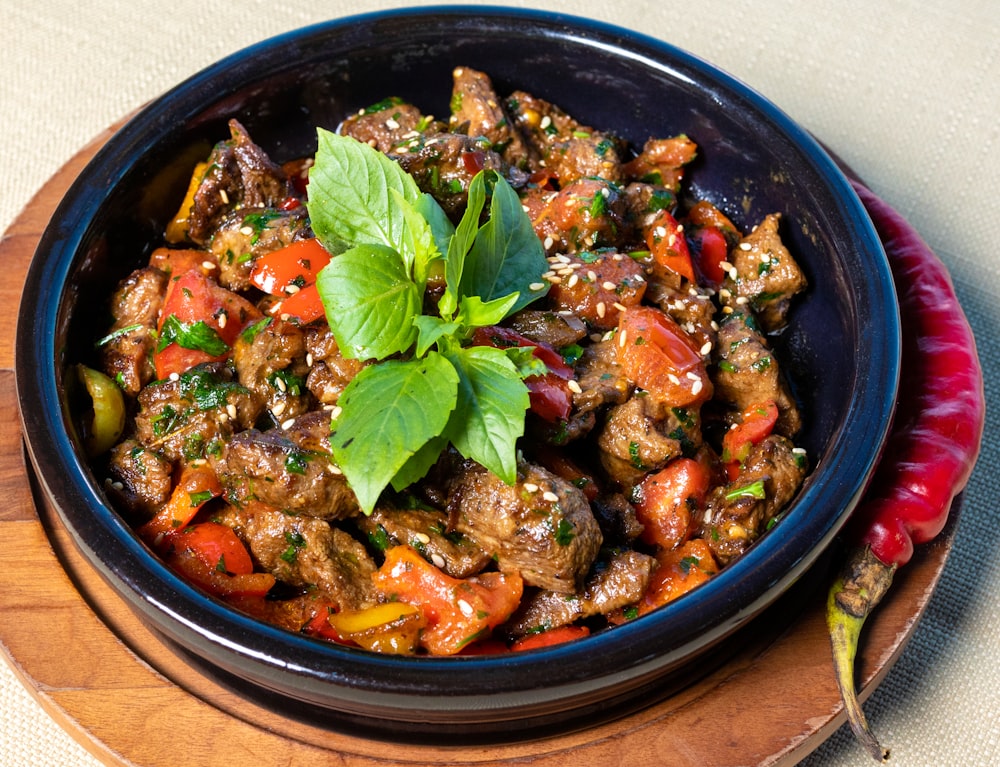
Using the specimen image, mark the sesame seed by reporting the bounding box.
[654,226,667,238]
[618,329,628,348]
[330,464,343,476]
[542,491,559,503]
[523,482,539,493]
[240,225,254,236]
[201,260,215,271]
[602,280,617,291]
[668,373,681,385]
[274,376,287,392]
[556,254,572,263]
[414,532,431,545]
[217,311,228,329]
[567,273,579,288]
[306,352,314,367]
[280,313,291,322]
[218,412,229,423]
[596,301,607,318]
[700,341,713,355]
[169,372,180,382]
[548,275,563,284]
[219,189,229,204]
[271,400,286,416]
[544,236,555,250]
[281,418,295,430]
[431,553,446,568]
[602,330,615,341]
[719,288,732,299]
[613,301,628,312]
[722,306,734,314]
[792,447,807,455]
[540,115,552,130]
[760,253,771,263]
[285,284,300,295]
[330,405,343,419]
[613,253,624,261]
[710,321,720,331]
[736,296,749,305]
[704,509,713,523]
[739,242,752,251]
[385,118,400,130]
[691,379,703,396]
[457,599,475,617]
[667,234,677,247]
[568,379,582,394]
[543,270,557,279]
[587,270,598,282]
[529,282,545,291]
[686,371,701,382]
[720,261,734,271]
[226,403,238,420]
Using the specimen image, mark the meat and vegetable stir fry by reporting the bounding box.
[82,67,809,655]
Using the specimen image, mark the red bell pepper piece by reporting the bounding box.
[510,624,591,651]
[646,209,695,283]
[721,400,779,480]
[634,457,712,550]
[137,465,223,545]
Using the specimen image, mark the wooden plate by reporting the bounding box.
[0,129,957,767]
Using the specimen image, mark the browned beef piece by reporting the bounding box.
[209,410,359,520]
[353,505,493,579]
[544,248,646,330]
[232,317,313,423]
[643,279,718,360]
[503,309,587,351]
[104,439,174,521]
[208,207,311,292]
[621,181,678,234]
[571,338,632,419]
[302,324,366,405]
[391,133,523,218]
[723,213,806,332]
[99,267,168,396]
[187,119,290,246]
[134,363,259,463]
[448,66,533,168]
[711,309,801,436]
[597,393,702,488]
[339,98,441,153]
[531,179,630,258]
[503,549,657,637]
[507,90,624,184]
[448,461,603,593]
[698,434,807,565]
[215,502,377,610]
[590,492,645,545]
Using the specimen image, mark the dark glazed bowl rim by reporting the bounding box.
[14,5,899,734]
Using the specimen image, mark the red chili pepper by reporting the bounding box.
[827,180,985,762]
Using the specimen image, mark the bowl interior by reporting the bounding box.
[14,6,899,739]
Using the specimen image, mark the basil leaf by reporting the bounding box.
[315,243,422,360]
[443,345,529,484]
[389,187,439,284]
[414,192,453,284]
[157,315,229,356]
[412,315,460,358]
[455,293,520,330]
[439,172,487,318]
[389,434,450,493]
[461,172,549,317]
[330,353,459,513]
[306,129,422,256]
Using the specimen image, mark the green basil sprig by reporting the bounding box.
[307,129,549,513]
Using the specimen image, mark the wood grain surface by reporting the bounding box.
[0,130,956,767]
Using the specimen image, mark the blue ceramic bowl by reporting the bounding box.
[15,6,899,740]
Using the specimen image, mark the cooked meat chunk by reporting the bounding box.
[105,439,174,521]
[99,267,168,396]
[590,492,645,545]
[208,207,311,292]
[339,98,439,154]
[507,90,623,184]
[597,393,702,488]
[448,461,603,593]
[503,309,587,351]
[571,338,632,418]
[621,135,698,194]
[209,411,359,520]
[354,505,493,579]
[544,249,646,330]
[712,309,801,436]
[621,181,678,233]
[504,549,656,637]
[216,502,377,610]
[232,317,312,423]
[723,213,806,332]
[186,119,291,245]
[449,66,532,168]
[302,324,366,405]
[391,132,523,218]
[530,179,629,257]
[698,435,807,564]
[134,363,259,463]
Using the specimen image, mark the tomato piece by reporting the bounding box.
[138,465,223,545]
[511,624,591,651]
[722,400,779,479]
[616,306,711,406]
[471,326,575,422]
[371,545,523,656]
[154,270,262,379]
[684,200,739,243]
[688,225,730,287]
[638,539,719,615]
[269,282,326,324]
[646,209,695,283]
[148,246,218,279]
[634,457,712,550]
[176,522,254,575]
[168,548,276,599]
[249,239,331,296]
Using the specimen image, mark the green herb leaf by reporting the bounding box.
[156,315,229,356]
[439,172,487,318]
[330,354,459,512]
[442,345,529,484]
[306,129,423,257]
[315,243,422,360]
[454,293,520,330]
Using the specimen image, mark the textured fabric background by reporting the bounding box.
[1,1,997,765]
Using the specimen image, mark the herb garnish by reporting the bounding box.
[307,130,549,513]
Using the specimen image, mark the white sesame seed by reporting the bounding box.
[556,254,572,263]
[457,599,475,617]
[760,253,771,263]
[414,532,431,545]
[271,400,286,417]
[722,306,734,314]
[587,270,598,282]
[667,234,677,247]
[217,311,228,329]
[719,288,732,299]
[226,403,238,420]
[329,464,343,476]
[169,372,180,382]
[700,341,713,355]
[613,253,624,261]
[691,379,703,396]
[792,447,807,455]
[736,296,749,305]
[543,236,555,250]
[654,226,667,238]
[596,301,607,318]
[613,302,628,313]
[619,329,628,348]
[285,284,300,295]
[385,118,400,130]
[523,482,539,493]
[567,274,579,288]
[529,282,545,291]
[275,376,287,393]
[330,405,343,420]
[201,260,215,271]
[240,225,254,236]
[548,275,563,284]
[602,280,617,291]
[281,418,295,430]
[668,373,681,385]
[568,379,583,394]
[219,189,230,204]
[431,553,446,568]
[739,242,752,251]
[686,371,701,382]
[306,352,314,367]
[280,313,291,322]
[218,412,229,423]
[540,115,552,130]
[542,491,559,503]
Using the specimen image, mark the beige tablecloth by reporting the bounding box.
[1,1,997,764]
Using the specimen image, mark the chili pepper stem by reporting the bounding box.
[826,545,896,762]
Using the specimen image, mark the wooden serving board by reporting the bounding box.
[0,129,957,767]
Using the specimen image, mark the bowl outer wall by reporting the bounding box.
[14,6,900,723]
